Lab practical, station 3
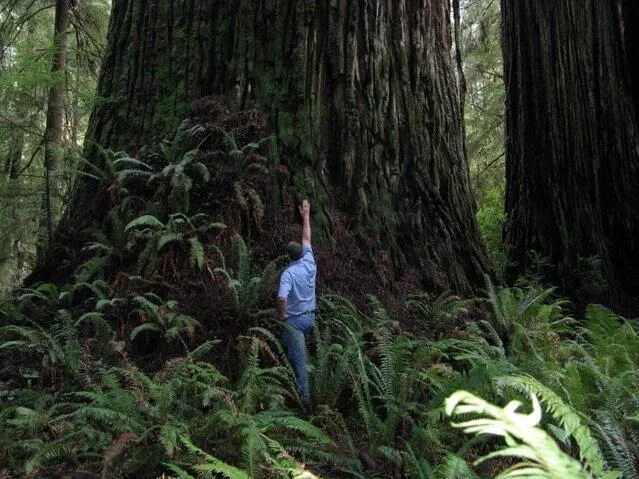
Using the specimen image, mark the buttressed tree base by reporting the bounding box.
[35,0,493,296]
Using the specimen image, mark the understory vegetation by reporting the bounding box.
[0,116,637,477]
[1,255,637,478]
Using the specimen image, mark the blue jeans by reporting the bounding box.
[282,312,315,405]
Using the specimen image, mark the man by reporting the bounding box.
[277,199,316,406]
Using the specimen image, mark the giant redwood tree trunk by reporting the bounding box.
[43,0,492,295]
[502,0,639,306]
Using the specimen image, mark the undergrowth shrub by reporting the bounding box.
[1,115,637,476]
[475,186,507,275]
[2,246,638,478]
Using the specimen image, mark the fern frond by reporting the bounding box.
[112,156,153,170]
[130,323,162,340]
[446,390,592,479]
[590,409,638,478]
[434,453,480,479]
[190,161,210,182]
[157,232,184,251]
[189,237,205,270]
[180,434,250,479]
[126,215,164,232]
[164,463,197,479]
[494,374,606,476]
[188,340,221,361]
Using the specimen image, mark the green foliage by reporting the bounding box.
[212,125,273,170]
[460,0,508,271]
[445,390,615,479]
[483,275,573,357]
[0,309,82,379]
[406,291,470,325]
[129,293,199,350]
[0,0,111,288]
[168,435,250,479]
[149,146,211,215]
[494,375,606,476]
[0,234,638,478]
[349,302,419,451]
[212,234,283,313]
[310,297,361,408]
[76,147,153,184]
[475,186,507,274]
[433,454,480,479]
[125,212,226,274]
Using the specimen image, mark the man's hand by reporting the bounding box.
[299,199,310,218]
[299,199,311,245]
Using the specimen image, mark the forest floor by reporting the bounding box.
[0,98,637,479]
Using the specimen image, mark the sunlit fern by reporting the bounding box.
[445,390,618,479]
[493,374,608,477]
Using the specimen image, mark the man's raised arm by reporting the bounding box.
[299,199,311,245]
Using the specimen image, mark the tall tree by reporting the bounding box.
[40,0,70,259]
[460,0,506,274]
[0,1,109,288]
[43,0,492,294]
[0,129,24,287]
[502,0,639,305]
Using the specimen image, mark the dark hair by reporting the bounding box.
[286,241,302,261]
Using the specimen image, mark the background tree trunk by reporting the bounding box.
[3,130,24,180]
[39,0,69,263]
[0,130,24,288]
[622,0,639,120]
[502,0,639,307]
[44,0,492,295]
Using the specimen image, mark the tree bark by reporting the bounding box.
[3,130,24,180]
[622,0,639,120]
[502,0,639,306]
[39,0,69,260]
[44,0,492,295]
[0,130,24,288]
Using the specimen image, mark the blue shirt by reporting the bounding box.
[278,244,316,317]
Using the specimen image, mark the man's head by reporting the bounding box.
[286,241,303,261]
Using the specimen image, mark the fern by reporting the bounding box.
[590,409,638,479]
[130,322,162,340]
[446,390,603,479]
[433,453,480,479]
[406,291,470,324]
[157,232,184,251]
[402,442,435,479]
[148,146,210,214]
[259,256,285,300]
[212,236,264,311]
[310,324,351,408]
[189,237,205,270]
[494,374,607,476]
[233,234,250,285]
[211,126,272,165]
[75,311,115,347]
[165,463,197,479]
[126,214,164,232]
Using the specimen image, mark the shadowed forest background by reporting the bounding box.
[0,0,638,478]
